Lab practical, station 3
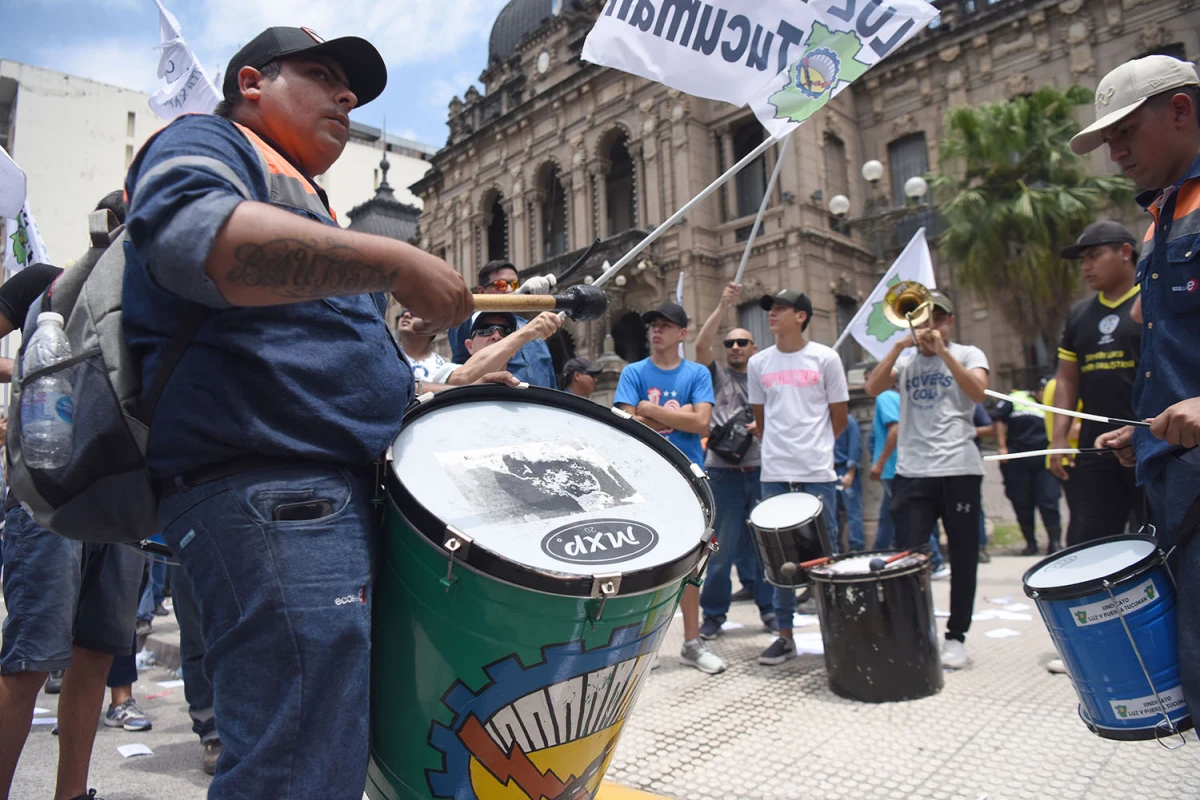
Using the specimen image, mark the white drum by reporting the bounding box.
[748,491,831,588]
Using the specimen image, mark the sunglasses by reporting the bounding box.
[479,279,520,292]
[723,338,752,348]
[472,324,514,338]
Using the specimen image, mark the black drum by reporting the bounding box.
[808,551,943,703]
[748,491,832,588]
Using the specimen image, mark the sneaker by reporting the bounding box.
[153,602,170,617]
[941,639,969,669]
[104,698,152,732]
[730,587,754,602]
[202,738,222,775]
[1047,541,1063,555]
[931,565,950,581]
[1046,658,1068,674]
[135,618,152,637]
[135,648,156,670]
[761,612,779,633]
[758,637,797,665]
[1021,544,1040,556]
[64,791,101,800]
[44,669,64,694]
[698,617,723,640]
[978,549,991,563]
[680,638,726,674]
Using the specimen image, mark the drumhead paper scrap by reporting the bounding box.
[582,0,939,138]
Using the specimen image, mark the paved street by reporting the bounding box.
[10,549,1200,800]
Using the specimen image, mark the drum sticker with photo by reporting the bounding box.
[1070,579,1160,627]
[1110,685,1187,721]
[426,622,664,800]
[436,440,645,526]
[541,519,659,565]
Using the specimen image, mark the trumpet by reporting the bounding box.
[882,280,933,348]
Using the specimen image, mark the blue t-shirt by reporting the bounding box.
[614,359,714,466]
[122,114,411,477]
[871,389,901,480]
[448,315,556,388]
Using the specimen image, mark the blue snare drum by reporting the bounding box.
[1023,535,1192,741]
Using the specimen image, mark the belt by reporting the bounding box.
[156,456,307,500]
[711,464,760,473]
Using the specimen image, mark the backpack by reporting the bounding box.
[6,208,210,543]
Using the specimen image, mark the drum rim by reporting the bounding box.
[386,384,715,597]
[748,493,825,533]
[807,550,930,583]
[1021,534,1163,600]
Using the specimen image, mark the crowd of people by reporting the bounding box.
[0,24,1197,800]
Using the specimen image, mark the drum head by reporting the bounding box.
[389,387,710,588]
[750,491,822,530]
[1024,535,1159,594]
[809,551,926,581]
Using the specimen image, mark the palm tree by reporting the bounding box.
[929,85,1135,376]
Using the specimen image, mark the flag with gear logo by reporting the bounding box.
[837,227,936,361]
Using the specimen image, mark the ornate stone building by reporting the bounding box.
[412,0,1196,402]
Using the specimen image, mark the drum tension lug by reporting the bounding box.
[588,574,622,622]
[441,527,473,592]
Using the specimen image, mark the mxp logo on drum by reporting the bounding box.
[541,519,659,564]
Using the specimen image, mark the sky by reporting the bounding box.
[0,0,514,148]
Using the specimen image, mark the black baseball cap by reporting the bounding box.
[759,289,813,318]
[469,311,518,335]
[562,357,602,381]
[223,27,388,108]
[642,302,689,328]
[1061,221,1137,259]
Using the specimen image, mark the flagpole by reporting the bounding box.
[733,132,791,285]
[830,227,926,352]
[593,134,779,289]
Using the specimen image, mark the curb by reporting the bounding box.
[144,633,182,673]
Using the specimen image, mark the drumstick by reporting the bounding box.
[799,556,832,569]
[473,284,608,321]
[984,389,1150,428]
[984,448,1112,462]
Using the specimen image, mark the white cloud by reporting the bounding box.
[35,39,163,95]
[424,70,480,108]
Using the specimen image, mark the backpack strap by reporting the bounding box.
[135,305,213,426]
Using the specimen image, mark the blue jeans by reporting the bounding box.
[160,464,378,799]
[170,563,217,743]
[835,469,865,551]
[137,560,167,622]
[879,480,943,570]
[761,481,839,631]
[1144,449,1200,716]
[700,468,773,623]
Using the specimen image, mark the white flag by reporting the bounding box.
[148,0,220,120]
[836,228,936,361]
[582,0,937,138]
[4,204,50,274]
[0,147,27,219]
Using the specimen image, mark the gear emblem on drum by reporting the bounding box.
[426,622,665,800]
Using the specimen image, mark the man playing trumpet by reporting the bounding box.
[865,290,989,670]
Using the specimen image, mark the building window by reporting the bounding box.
[738,302,771,353]
[540,164,568,260]
[606,136,636,236]
[887,133,929,207]
[733,120,767,219]
[613,310,649,363]
[824,134,849,204]
[835,295,861,366]
[126,111,136,139]
[125,144,134,169]
[486,192,509,261]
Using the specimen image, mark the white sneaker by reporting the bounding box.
[941,639,968,669]
[680,638,726,674]
[931,565,950,581]
[1046,658,1067,674]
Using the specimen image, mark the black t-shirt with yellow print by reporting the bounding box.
[1057,285,1141,445]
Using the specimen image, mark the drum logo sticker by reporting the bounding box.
[1111,685,1186,720]
[541,519,659,565]
[1070,579,1159,627]
[427,623,666,800]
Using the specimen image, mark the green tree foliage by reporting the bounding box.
[929,85,1135,366]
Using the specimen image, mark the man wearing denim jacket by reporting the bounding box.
[121,27,472,798]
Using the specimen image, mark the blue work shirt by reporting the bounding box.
[871,389,901,480]
[1132,153,1200,483]
[122,114,412,478]
[614,358,714,466]
[834,416,862,471]
[448,316,556,388]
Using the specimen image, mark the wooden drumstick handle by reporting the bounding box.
[885,550,912,564]
[799,556,832,569]
[472,294,559,313]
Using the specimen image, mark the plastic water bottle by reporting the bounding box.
[20,312,74,469]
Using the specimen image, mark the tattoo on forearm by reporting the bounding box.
[227,238,397,297]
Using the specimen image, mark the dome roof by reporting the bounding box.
[489,0,554,63]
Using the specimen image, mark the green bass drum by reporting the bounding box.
[368,384,715,800]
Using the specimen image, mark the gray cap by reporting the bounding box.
[929,291,954,315]
[1071,55,1200,155]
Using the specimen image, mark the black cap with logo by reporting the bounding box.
[222,27,388,108]
[1060,221,1137,259]
[759,289,813,319]
[641,302,689,328]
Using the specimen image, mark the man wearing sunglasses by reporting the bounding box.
[447,260,557,387]
[692,283,776,641]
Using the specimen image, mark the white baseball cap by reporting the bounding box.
[1070,55,1200,155]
